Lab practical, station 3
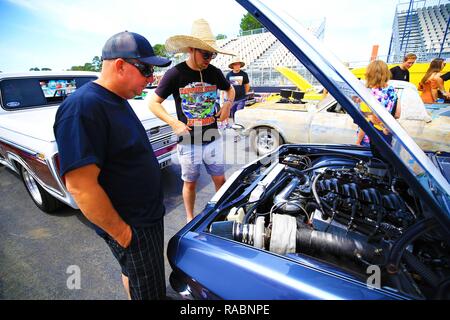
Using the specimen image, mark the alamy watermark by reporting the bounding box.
[366,265,381,289]
[66,265,81,290]
[171,127,281,167]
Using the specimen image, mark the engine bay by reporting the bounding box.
[208,147,450,299]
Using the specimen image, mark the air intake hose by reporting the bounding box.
[296,227,384,263]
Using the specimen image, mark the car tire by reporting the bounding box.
[251,126,283,156]
[20,165,63,213]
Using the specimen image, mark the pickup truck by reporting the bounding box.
[0,71,177,213]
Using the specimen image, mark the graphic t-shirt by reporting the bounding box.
[390,66,409,82]
[156,62,231,144]
[226,70,249,101]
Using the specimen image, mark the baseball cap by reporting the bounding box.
[101,31,171,67]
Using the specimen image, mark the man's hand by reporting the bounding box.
[216,101,232,122]
[116,224,133,248]
[65,164,133,249]
[169,119,192,136]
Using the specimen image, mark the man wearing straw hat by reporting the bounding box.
[148,19,235,223]
[227,56,250,120]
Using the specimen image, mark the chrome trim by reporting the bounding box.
[4,151,77,208]
[157,151,174,169]
[47,152,78,208]
[0,136,43,161]
[6,152,62,196]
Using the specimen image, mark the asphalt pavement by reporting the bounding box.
[0,129,257,299]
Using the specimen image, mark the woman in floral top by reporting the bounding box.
[356,60,401,150]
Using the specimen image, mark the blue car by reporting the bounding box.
[167,0,450,300]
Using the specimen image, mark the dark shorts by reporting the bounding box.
[100,220,166,300]
[230,99,246,119]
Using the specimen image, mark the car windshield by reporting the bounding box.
[237,0,450,226]
[0,76,96,110]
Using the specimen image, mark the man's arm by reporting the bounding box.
[148,93,191,135]
[244,72,250,94]
[65,164,132,248]
[217,86,235,122]
[244,83,250,94]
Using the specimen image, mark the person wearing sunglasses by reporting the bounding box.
[149,19,235,223]
[54,31,171,300]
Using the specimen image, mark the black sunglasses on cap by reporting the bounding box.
[124,59,154,77]
[197,49,217,60]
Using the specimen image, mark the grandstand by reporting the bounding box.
[388,0,450,63]
[212,20,325,86]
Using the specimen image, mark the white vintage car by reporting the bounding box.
[235,80,450,155]
[0,71,177,212]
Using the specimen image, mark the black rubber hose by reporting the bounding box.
[402,251,441,288]
[386,218,437,274]
[296,227,384,264]
[305,202,319,213]
[435,278,450,300]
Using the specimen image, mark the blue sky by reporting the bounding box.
[0,0,400,73]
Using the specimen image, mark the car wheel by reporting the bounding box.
[251,126,283,156]
[20,165,63,213]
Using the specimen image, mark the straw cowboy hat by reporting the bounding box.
[165,19,234,56]
[228,56,245,69]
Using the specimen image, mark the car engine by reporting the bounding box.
[208,147,450,299]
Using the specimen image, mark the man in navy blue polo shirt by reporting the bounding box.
[53,31,171,300]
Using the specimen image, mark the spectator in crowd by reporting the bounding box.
[418,57,450,103]
[226,56,250,120]
[390,53,417,82]
[439,67,450,102]
[357,60,401,156]
[148,19,235,223]
[54,31,171,300]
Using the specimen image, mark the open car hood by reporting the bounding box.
[236,0,450,231]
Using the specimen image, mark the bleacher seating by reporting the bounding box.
[214,32,281,70]
[390,2,450,62]
[214,31,310,72]
[417,4,450,53]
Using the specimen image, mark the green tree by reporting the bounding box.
[69,56,102,72]
[240,13,262,32]
[216,34,227,40]
[69,63,92,71]
[41,67,52,71]
[29,67,40,71]
[153,44,168,58]
[91,56,102,72]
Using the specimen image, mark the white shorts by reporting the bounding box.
[176,138,225,182]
